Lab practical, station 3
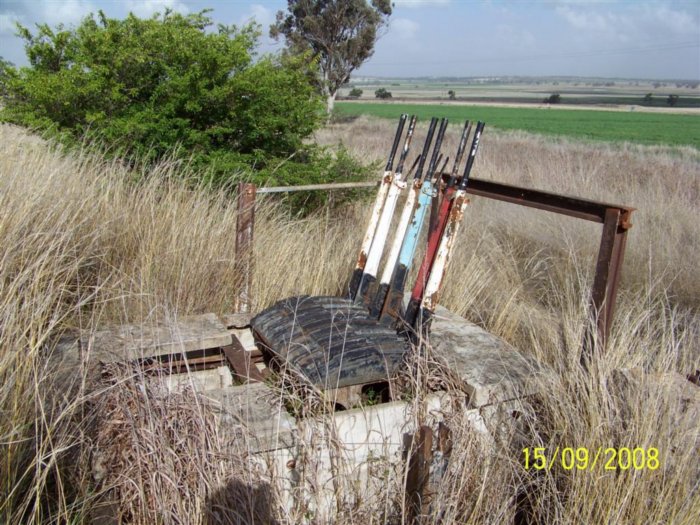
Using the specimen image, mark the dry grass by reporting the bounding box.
[1,118,698,523]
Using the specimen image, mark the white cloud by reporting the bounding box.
[555,2,700,41]
[0,12,18,34]
[644,4,698,35]
[45,0,95,26]
[391,17,419,39]
[495,24,536,50]
[555,6,616,32]
[0,0,94,35]
[124,0,189,18]
[393,0,450,8]
[240,4,274,28]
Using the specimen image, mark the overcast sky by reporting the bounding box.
[1,0,698,79]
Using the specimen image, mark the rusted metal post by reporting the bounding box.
[235,182,256,313]
[405,425,434,524]
[450,174,633,360]
[584,207,631,358]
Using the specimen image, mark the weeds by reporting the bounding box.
[1,120,698,523]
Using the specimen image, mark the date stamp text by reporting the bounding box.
[522,447,660,471]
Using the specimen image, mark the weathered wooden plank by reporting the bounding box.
[81,313,232,364]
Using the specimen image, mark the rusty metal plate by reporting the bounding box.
[251,296,408,389]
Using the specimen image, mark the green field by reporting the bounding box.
[335,102,700,148]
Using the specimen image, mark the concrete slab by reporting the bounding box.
[155,366,234,393]
[429,306,545,407]
[201,382,296,453]
[81,313,232,363]
[221,312,252,328]
[231,327,257,352]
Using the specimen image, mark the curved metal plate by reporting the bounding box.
[251,296,408,389]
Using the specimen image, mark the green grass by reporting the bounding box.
[335,102,700,148]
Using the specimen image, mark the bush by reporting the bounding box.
[196,145,375,214]
[348,87,363,98]
[374,88,392,99]
[543,93,561,104]
[447,89,456,100]
[667,94,679,107]
[0,57,12,98]
[0,10,367,205]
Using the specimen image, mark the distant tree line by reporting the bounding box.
[643,93,682,106]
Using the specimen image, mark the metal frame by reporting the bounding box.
[236,177,634,357]
[460,177,634,353]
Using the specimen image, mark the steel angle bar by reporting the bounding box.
[458,178,635,225]
[435,169,634,355]
[257,181,377,194]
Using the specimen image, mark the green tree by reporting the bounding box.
[348,87,363,98]
[0,57,14,99]
[643,93,653,105]
[543,93,561,104]
[667,94,679,107]
[447,89,456,100]
[2,10,323,175]
[271,1,392,114]
[374,88,391,99]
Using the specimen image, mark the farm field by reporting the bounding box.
[335,101,700,148]
[340,78,700,108]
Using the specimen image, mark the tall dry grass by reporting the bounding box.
[0,118,698,523]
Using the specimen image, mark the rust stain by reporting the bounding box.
[357,251,368,267]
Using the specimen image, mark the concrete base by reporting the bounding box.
[82,313,232,363]
[51,308,542,523]
[430,305,546,408]
[202,382,297,453]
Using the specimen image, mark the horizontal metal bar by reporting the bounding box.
[257,181,379,194]
[449,176,635,227]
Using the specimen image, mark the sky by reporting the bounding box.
[1,0,698,80]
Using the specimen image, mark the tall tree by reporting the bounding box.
[271,0,392,114]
